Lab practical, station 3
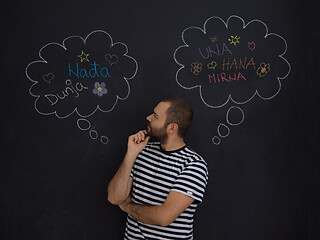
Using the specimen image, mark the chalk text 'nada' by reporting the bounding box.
[68,61,111,79]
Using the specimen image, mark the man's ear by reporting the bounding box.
[167,123,179,134]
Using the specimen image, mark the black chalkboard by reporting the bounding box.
[2,0,319,239]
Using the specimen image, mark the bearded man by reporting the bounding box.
[107,98,209,240]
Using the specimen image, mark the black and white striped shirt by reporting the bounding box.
[124,142,209,240]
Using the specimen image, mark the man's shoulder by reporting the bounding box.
[183,146,207,164]
[172,146,208,173]
[175,146,209,188]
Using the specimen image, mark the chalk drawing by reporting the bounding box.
[212,106,245,145]
[26,30,138,144]
[77,118,109,145]
[174,15,290,144]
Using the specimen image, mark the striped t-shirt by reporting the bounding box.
[124,142,209,240]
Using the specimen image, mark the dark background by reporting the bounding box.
[2,0,319,239]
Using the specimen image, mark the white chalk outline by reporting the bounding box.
[100,136,109,144]
[212,136,221,145]
[89,129,98,140]
[217,123,230,138]
[26,30,138,119]
[173,15,291,109]
[226,106,245,126]
[77,118,91,131]
[77,118,109,144]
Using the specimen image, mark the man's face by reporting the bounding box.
[146,101,170,143]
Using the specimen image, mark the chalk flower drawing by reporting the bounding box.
[26,30,138,119]
[190,62,202,75]
[93,82,108,96]
[173,15,291,108]
[256,63,271,77]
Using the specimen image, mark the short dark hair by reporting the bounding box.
[162,98,193,138]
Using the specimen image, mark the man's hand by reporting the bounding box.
[127,130,150,157]
[107,130,150,206]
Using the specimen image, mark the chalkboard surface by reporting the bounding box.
[2,0,319,239]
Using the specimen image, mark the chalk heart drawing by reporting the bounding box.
[26,30,138,144]
[173,15,291,109]
[26,30,138,119]
[43,73,54,84]
[207,61,217,70]
[105,53,119,66]
[248,41,256,51]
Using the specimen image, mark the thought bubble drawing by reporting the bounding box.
[26,30,138,143]
[174,15,290,144]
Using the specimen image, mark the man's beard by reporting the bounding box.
[147,123,168,144]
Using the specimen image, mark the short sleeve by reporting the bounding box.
[171,161,209,203]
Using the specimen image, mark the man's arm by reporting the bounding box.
[119,191,194,226]
[107,130,150,205]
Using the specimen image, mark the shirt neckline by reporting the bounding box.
[158,142,188,154]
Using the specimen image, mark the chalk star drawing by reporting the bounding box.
[77,51,90,62]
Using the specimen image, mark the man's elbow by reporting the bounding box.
[159,220,172,227]
[107,194,124,205]
[158,214,175,227]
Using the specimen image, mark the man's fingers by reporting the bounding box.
[134,132,142,143]
[131,130,147,144]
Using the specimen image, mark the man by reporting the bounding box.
[108,98,209,239]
